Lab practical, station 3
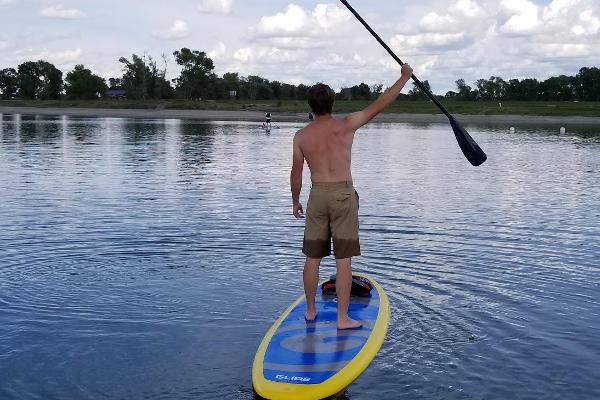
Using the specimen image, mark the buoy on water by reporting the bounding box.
[509,127,515,133]
[560,127,566,134]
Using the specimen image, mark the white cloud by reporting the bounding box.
[255,4,308,37]
[269,37,325,50]
[40,4,86,19]
[451,0,483,17]
[499,0,540,34]
[254,3,350,38]
[496,0,600,38]
[538,43,591,58]
[416,0,485,35]
[312,4,351,30]
[233,47,253,63]
[209,42,227,61]
[391,32,470,53]
[10,48,85,69]
[419,12,457,33]
[38,48,83,64]
[0,40,8,50]
[153,20,190,40]
[198,0,233,14]
[542,0,581,20]
[232,46,301,66]
[572,9,600,35]
[0,0,14,5]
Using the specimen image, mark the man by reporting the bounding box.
[290,64,413,330]
[264,112,272,129]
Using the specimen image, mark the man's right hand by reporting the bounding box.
[293,203,305,219]
[401,63,413,78]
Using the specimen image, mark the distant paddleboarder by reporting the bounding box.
[290,64,413,330]
[264,112,272,129]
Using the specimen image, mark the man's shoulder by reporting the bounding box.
[293,127,308,145]
[296,118,349,137]
[295,125,308,137]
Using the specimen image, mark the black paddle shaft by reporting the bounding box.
[339,0,487,166]
[339,0,448,116]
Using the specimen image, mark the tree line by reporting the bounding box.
[0,47,599,102]
[445,69,600,101]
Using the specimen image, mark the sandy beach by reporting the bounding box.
[1,105,600,126]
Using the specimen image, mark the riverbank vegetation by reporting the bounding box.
[2,99,600,117]
[0,47,599,115]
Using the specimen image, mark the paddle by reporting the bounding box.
[339,0,487,166]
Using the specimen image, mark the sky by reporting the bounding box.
[0,0,599,94]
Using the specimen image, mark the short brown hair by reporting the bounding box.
[307,83,335,115]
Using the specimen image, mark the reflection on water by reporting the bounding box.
[0,115,599,400]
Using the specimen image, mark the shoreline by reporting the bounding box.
[1,106,600,126]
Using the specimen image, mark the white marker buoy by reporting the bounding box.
[560,127,566,134]
[509,127,515,133]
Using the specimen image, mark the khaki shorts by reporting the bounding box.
[302,181,361,259]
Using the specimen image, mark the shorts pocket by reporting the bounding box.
[336,191,352,202]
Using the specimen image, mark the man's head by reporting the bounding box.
[307,83,335,116]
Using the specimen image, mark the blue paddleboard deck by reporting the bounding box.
[253,273,390,400]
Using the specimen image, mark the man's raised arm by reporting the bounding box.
[344,64,414,131]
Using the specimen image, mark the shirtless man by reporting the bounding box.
[290,64,413,330]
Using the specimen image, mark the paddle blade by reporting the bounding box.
[449,116,487,166]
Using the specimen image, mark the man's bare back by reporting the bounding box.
[291,64,413,218]
[295,114,354,183]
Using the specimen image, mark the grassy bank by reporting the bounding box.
[2,99,599,117]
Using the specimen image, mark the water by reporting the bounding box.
[0,114,599,400]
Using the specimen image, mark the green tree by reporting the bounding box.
[146,54,173,99]
[407,80,431,100]
[455,78,475,100]
[574,67,600,101]
[240,75,272,100]
[296,84,309,101]
[65,64,107,100]
[0,68,18,99]
[520,78,541,100]
[371,84,383,99]
[506,79,523,100]
[476,76,507,100]
[540,75,575,101]
[280,83,297,100]
[119,54,150,100]
[37,61,63,99]
[117,53,172,100]
[108,77,123,88]
[350,83,372,100]
[17,60,63,100]
[337,87,352,101]
[270,81,283,100]
[172,48,216,100]
[215,72,241,99]
[17,61,42,99]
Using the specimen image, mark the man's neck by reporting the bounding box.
[314,113,333,122]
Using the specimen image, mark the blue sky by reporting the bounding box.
[1,0,598,94]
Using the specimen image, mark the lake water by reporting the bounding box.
[0,114,599,400]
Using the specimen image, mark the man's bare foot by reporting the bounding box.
[305,309,317,322]
[337,317,362,330]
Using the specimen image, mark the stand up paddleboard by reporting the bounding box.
[252,273,390,400]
